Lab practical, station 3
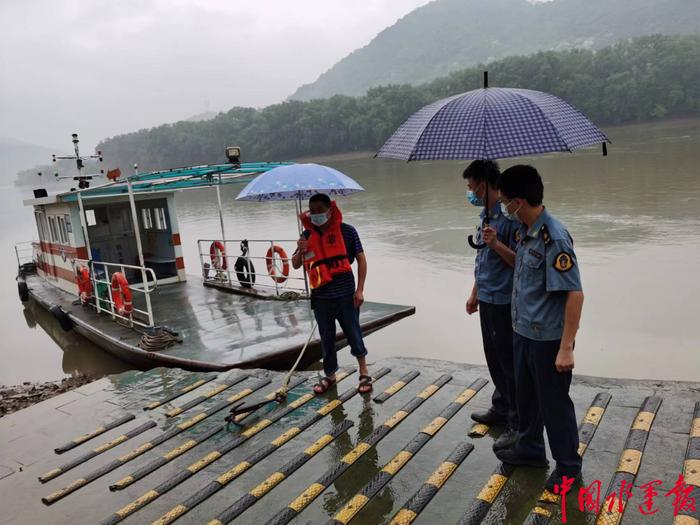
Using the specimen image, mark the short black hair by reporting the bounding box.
[309,193,331,207]
[499,165,543,206]
[462,160,500,187]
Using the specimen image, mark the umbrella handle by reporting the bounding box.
[467,235,486,250]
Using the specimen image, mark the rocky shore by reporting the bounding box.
[0,376,94,417]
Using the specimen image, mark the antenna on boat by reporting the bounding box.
[49,133,105,188]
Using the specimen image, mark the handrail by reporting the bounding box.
[14,241,36,268]
[197,238,309,297]
[73,258,158,328]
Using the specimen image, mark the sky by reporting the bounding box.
[0,0,434,151]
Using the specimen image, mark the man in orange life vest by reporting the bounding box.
[292,193,372,394]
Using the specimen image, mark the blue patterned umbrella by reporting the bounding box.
[235,163,364,201]
[377,86,610,161]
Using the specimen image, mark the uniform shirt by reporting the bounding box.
[474,203,517,304]
[511,208,582,341]
[302,223,363,300]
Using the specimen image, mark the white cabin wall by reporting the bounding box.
[34,202,84,296]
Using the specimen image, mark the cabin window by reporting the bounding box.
[57,216,69,244]
[154,207,167,230]
[85,209,96,227]
[141,208,153,229]
[64,215,72,234]
[48,216,58,242]
[35,212,46,241]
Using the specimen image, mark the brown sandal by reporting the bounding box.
[313,376,336,394]
[358,375,373,394]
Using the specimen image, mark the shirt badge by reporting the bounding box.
[553,252,575,272]
[514,229,522,243]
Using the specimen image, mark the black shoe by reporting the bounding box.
[544,469,582,492]
[495,447,548,468]
[493,428,518,452]
[470,408,508,426]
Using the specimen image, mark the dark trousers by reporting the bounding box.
[513,333,581,474]
[478,302,518,430]
[313,295,368,377]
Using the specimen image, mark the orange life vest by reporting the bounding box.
[300,201,353,289]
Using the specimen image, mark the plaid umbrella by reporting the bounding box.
[376,85,610,161]
[376,75,610,250]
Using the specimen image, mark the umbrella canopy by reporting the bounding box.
[376,87,610,161]
[235,163,364,202]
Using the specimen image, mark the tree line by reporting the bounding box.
[88,34,699,172]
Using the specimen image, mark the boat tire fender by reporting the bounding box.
[235,257,256,289]
[49,304,74,332]
[18,279,29,302]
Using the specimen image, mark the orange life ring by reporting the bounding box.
[266,245,290,284]
[111,272,133,316]
[210,241,227,270]
[76,265,93,304]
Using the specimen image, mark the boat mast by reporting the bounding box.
[52,133,103,260]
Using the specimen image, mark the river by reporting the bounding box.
[2,118,699,384]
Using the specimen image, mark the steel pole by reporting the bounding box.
[76,192,92,259]
[126,177,153,326]
[215,183,231,283]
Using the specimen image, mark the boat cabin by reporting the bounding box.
[26,191,184,295]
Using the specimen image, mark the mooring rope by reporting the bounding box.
[137,326,182,351]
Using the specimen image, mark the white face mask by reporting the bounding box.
[310,212,329,226]
[500,199,522,221]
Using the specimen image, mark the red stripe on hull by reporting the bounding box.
[37,260,78,284]
[38,241,88,260]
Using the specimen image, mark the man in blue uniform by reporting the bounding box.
[496,165,584,490]
[464,160,519,451]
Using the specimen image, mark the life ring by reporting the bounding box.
[266,245,290,284]
[111,272,133,316]
[76,265,93,305]
[210,241,227,270]
[235,257,256,289]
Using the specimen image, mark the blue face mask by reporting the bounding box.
[466,190,484,207]
[310,212,329,226]
[500,200,522,221]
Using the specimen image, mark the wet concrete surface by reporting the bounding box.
[0,357,698,525]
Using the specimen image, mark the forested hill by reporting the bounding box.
[92,34,699,176]
[289,0,700,101]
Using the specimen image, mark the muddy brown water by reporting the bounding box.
[2,118,699,384]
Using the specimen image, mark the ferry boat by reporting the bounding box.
[14,137,414,371]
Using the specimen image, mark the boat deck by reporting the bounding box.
[24,274,415,371]
[1,357,698,525]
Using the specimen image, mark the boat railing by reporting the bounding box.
[197,238,309,297]
[14,241,36,269]
[73,258,158,328]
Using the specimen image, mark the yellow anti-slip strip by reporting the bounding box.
[386,441,474,525]
[107,372,359,525]
[328,380,487,525]
[273,374,455,524]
